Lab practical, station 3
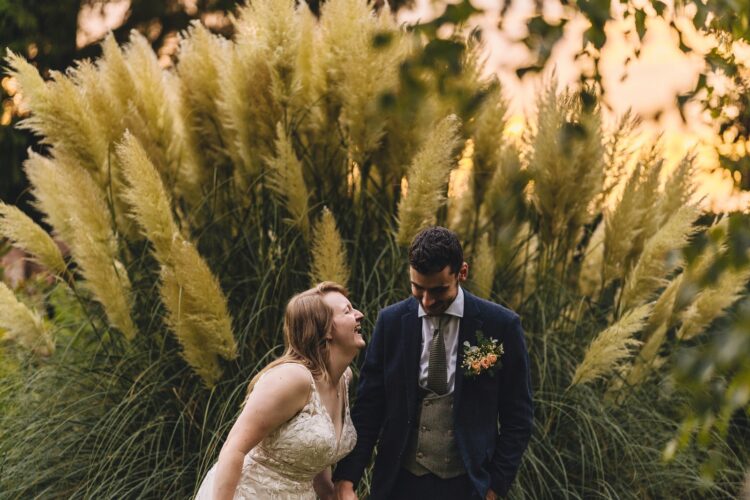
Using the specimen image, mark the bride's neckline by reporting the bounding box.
[312,376,346,450]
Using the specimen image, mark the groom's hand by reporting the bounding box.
[334,480,358,500]
[486,488,498,500]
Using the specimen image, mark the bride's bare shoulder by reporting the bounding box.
[253,363,312,402]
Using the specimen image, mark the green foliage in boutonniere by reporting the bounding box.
[462,331,504,378]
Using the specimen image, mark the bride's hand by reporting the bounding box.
[313,467,336,500]
[334,480,359,500]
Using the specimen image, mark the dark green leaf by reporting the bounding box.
[635,8,646,41]
[372,31,393,49]
[438,0,482,25]
[584,25,606,49]
[516,65,543,79]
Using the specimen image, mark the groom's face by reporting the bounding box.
[409,262,468,316]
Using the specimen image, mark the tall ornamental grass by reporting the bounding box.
[0,0,748,497]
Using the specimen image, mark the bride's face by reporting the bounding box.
[323,292,365,353]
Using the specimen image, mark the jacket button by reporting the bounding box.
[421,425,428,431]
[417,452,424,459]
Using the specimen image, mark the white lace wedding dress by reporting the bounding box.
[195,368,357,499]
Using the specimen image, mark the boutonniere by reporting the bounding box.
[462,331,504,378]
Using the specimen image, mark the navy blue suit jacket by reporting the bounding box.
[333,290,533,498]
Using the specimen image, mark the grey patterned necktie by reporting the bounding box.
[426,315,448,395]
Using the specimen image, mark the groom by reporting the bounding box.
[334,226,533,499]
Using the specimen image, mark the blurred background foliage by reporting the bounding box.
[1,0,750,497]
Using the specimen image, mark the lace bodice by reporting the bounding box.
[195,367,356,499]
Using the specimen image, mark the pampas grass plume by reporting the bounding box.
[266,123,311,239]
[118,133,237,384]
[471,233,495,299]
[117,132,179,262]
[159,238,238,386]
[24,153,137,339]
[619,204,700,312]
[0,282,54,356]
[6,51,107,180]
[579,222,605,297]
[0,202,66,275]
[677,266,750,341]
[571,303,652,387]
[396,115,461,246]
[310,207,350,287]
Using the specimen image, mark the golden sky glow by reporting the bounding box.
[399,0,750,212]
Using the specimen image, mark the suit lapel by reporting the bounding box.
[401,298,422,421]
[453,291,483,422]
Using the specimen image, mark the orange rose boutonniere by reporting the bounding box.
[461,331,504,378]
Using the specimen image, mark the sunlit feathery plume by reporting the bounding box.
[321,0,406,162]
[73,234,137,340]
[0,282,54,356]
[618,204,701,313]
[59,164,136,340]
[266,123,311,240]
[396,115,461,246]
[578,222,605,297]
[310,207,350,287]
[293,3,324,126]
[659,155,698,223]
[69,58,138,240]
[600,111,640,208]
[480,143,528,268]
[620,274,683,387]
[160,238,238,387]
[218,0,292,180]
[237,0,300,106]
[105,33,200,202]
[100,34,136,126]
[677,265,750,341]
[176,22,232,186]
[23,153,76,244]
[118,133,237,385]
[630,151,664,251]
[24,153,137,340]
[447,140,476,242]
[471,233,495,299]
[0,202,66,275]
[467,84,507,205]
[6,51,107,182]
[570,303,652,387]
[527,86,604,246]
[603,163,648,285]
[120,32,200,201]
[117,132,180,263]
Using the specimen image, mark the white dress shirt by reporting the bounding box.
[417,286,464,394]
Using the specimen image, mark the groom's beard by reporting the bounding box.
[422,292,458,316]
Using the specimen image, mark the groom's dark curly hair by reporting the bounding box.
[408,226,464,275]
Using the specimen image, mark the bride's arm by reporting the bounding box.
[212,364,311,500]
[312,467,334,500]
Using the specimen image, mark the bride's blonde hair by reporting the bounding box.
[246,281,348,394]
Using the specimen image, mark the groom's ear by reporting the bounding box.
[458,262,469,282]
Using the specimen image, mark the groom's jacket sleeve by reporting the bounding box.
[489,314,533,497]
[332,310,387,486]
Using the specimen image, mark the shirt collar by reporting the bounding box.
[417,286,465,318]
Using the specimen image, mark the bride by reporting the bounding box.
[195,282,365,499]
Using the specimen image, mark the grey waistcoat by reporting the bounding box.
[402,391,466,478]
